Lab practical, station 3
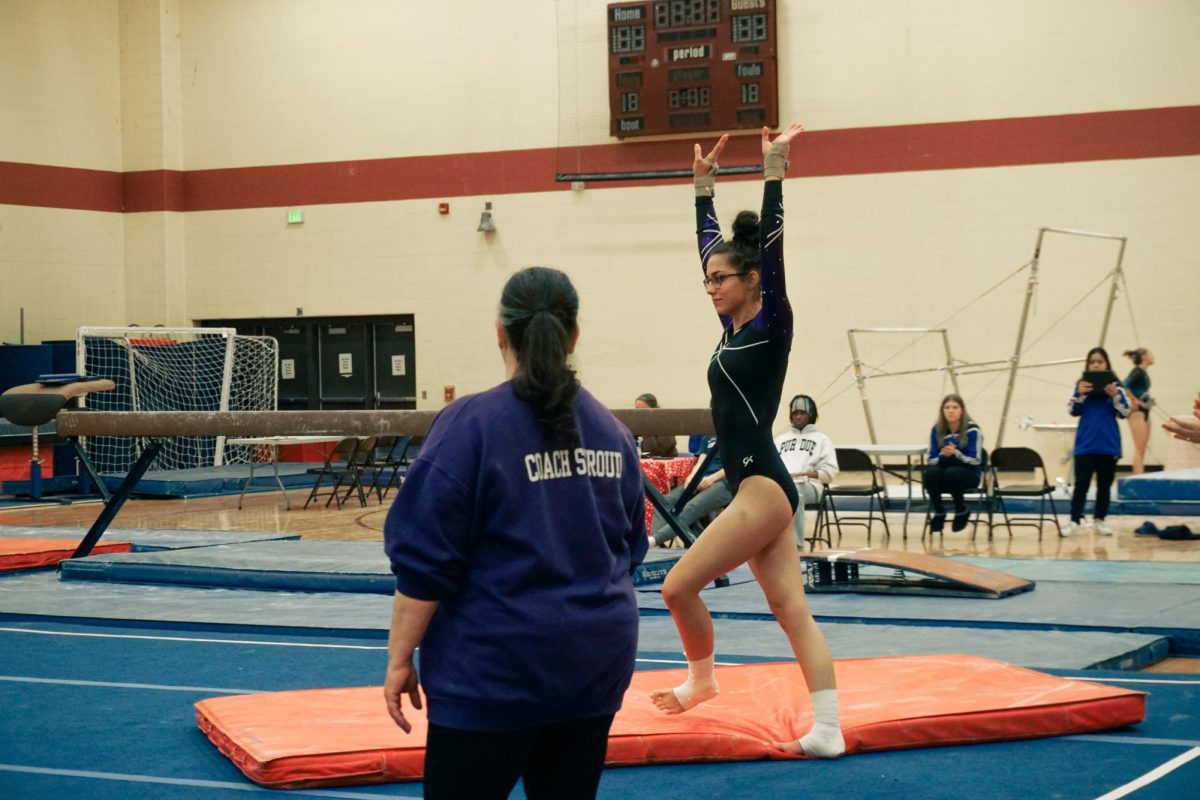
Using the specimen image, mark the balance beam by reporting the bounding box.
[56,408,715,439]
[54,408,714,559]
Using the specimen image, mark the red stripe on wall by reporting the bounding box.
[123,169,186,212]
[3,106,1198,213]
[0,161,123,212]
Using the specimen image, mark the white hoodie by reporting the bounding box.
[774,423,839,498]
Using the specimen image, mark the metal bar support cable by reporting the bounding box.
[867,260,1033,374]
[1019,270,1116,357]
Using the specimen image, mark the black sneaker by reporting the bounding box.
[952,511,971,532]
[929,513,946,533]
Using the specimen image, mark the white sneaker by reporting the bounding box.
[1095,519,1113,536]
[1061,521,1078,537]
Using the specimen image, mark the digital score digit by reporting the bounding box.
[607,0,778,138]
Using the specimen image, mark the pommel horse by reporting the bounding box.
[0,378,116,504]
[44,406,714,560]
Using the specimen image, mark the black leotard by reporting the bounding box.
[696,180,799,512]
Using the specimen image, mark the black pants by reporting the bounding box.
[1071,453,1117,522]
[423,714,615,800]
[923,463,979,513]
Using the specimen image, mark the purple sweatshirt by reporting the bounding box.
[384,381,647,731]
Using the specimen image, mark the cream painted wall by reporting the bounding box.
[0,0,123,170]
[175,0,1200,165]
[3,0,1198,465]
[0,0,124,345]
[0,205,127,340]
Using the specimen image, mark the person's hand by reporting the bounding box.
[1077,380,1094,395]
[693,134,728,177]
[1103,383,1119,397]
[1163,414,1200,444]
[383,656,422,733]
[939,444,956,457]
[698,474,715,491]
[762,123,805,157]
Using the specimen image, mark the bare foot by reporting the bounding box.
[649,679,718,714]
[650,688,687,714]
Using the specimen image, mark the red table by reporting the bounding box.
[639,456,697,533]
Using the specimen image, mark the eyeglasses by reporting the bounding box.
[702,271,747,289]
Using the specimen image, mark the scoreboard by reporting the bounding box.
[607,0,778,139]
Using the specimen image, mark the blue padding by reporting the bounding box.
[1119,468,1200,501]
[1,476,78,496]
[97,463,322,497]
[56,539,682,592]
[0,525,299,551]
[61,559,397,594]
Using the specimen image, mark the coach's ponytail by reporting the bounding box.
[499,267,581,446]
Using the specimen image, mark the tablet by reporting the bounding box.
[1082,370,1118,397]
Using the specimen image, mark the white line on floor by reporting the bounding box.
[0,625,385,650]
[1093,747,1200,799]
[0,763,411,798]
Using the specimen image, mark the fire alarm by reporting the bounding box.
[437,202,450,215]
[443,385,455,402]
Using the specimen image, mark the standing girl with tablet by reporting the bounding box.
[1067,347,1132,536]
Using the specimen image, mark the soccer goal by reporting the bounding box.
[76,327,279,474]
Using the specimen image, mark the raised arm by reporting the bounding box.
[755,124,803,340]
[694,134,728,269]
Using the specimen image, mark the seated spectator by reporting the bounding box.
[923,393,983,533]
[774,395,839,547]
[635,392,680,457]
[649,435,730,546]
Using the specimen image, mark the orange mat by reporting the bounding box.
[195,654,1144,789]
[0,537,132,572]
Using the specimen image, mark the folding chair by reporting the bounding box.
[303,437,365,509]
[801,494,827,551]
[988,447,1063,540]
[814,448,891,545]
[921,448,992,541]
[337,435,378,507]
[367,435,412,502]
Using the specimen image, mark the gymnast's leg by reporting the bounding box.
[650,476,792,714]
[747,512,845,758]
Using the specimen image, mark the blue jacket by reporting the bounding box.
[1069,385,1131,456]
[927,422,983,479]
[384,382,647,731]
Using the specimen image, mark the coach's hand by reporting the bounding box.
[384,656,422,733]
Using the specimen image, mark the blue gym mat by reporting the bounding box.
[0,525,299,551]
[1119,467,1200,502]
[56,540,684,591]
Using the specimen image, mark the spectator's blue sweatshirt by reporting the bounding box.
[1069,385,1132,456]
[384,382,647,731]
[927,422,983,479]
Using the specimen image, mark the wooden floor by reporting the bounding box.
[3,488,1198,671]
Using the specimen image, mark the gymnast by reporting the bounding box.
[649,125,845,759]
[383,267,648,799]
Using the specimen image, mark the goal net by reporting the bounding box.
[76,327,279,474]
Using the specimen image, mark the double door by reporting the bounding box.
[227,315,416,411]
